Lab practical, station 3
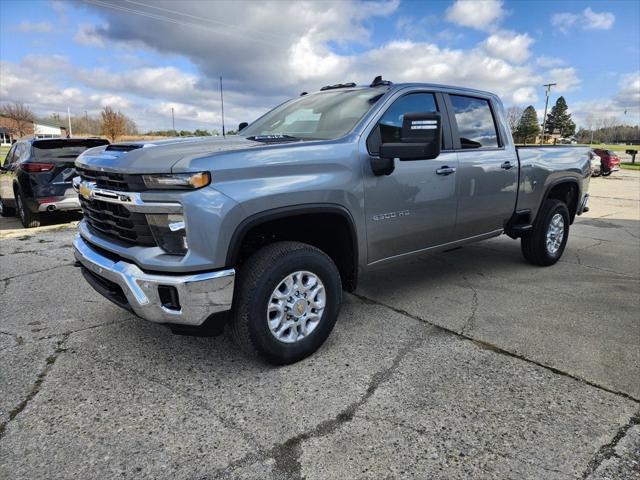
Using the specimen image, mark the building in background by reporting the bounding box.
[0,115,68,144]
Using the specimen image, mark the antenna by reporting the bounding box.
[220,75,226,137]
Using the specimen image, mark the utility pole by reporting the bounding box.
[540,82,556,145]
[220,75,226,137]
[171,107,175,132]
[85,110,89,135]
[67,106,73,138]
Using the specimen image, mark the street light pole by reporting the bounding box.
[171,107,175,132]
[540,82,557,145]
[85,110,88,135]
[220,75,226,138]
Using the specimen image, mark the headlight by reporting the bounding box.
[147,213,188,255]
[142,172,210,190]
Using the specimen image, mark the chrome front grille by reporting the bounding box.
[76,167,147,192]
[80,197,156,246]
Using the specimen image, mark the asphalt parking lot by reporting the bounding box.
[1,171,638,480]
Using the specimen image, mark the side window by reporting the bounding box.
[16,144,29,162]
[368,93,439,154]
[3,145,16,166]
[450,95,499,149]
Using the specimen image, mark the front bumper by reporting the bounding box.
[73,235,235,326]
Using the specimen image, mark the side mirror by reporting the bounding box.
[238,122,248,131]
[379,112,441,161]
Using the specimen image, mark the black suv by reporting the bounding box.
[0,138,109,227]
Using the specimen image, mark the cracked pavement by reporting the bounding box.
[1,171,639,479]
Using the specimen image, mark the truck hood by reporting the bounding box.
[75,136,267,174]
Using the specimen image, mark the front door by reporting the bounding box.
[447,94,519,238]
[0,144,18,207]
[363,92,458,264]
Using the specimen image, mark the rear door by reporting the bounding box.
[446,94,518,238]
[363,91,459,263]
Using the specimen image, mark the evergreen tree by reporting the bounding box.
[514,105,540,144]
[545,96,576,137]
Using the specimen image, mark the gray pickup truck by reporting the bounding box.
[72,77,591,364]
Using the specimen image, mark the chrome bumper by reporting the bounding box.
[73,235,235,326]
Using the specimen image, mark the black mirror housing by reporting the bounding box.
[379,112,441,161]
[238,122,248,131]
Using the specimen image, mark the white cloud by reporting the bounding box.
[570,72,639,127]
[481,30,533,64]
[582,7,615,30]
[546,67,582,92]
[445,0,506,31]
[14,21,53,33]
[74,24,106,47]
[551,7,615,34]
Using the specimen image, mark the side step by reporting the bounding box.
[505,223,533,239]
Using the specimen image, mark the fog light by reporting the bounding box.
[147,214,188,255]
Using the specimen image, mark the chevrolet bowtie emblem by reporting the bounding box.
[79,183,92,200]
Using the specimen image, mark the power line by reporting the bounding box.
[125,0,286,41]
[84,0,278,47]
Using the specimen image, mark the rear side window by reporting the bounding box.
[450,95,499,149]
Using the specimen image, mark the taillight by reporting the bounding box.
[20,162,55,172]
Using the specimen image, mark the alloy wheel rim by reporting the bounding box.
[546,213,565,255]
[266,270,326,344]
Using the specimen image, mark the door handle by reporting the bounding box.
[501,161,514,170]
[436,166,456,176]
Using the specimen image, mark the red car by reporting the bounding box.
[592,149,621,176]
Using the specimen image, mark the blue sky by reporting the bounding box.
[1,0,638,132]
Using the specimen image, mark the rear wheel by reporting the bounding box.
[16,189,40,228]
[231,241,342,365]
[602,170,612,177]
[521,199,570,266]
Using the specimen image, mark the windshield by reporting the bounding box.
[32,139,109,161]
[241,88,387,141]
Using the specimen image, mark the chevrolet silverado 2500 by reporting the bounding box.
[72,78,591,364]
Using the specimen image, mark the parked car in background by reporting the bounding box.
[0,138,109,227]
[589,150,602,177]
[592,148,621,177]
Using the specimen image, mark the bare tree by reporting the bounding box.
[101,106,126,142]
[506,106,524,134]
[0,101,35,138]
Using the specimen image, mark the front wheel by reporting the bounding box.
[521,199,570,266]
[602,170,612,177]
[231,241,342,365]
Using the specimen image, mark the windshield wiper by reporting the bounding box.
[246,134,301,143]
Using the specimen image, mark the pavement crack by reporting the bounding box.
[210,330,426,480]
[0,334,69,440]
[581,410,640,479]
[350,292,640,405]
[0,262,76,283]
[459,275,479,335]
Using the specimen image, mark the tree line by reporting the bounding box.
[507,96,577,144]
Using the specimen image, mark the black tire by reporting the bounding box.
[0,198,15,217]
[15,188,40,228]
[602,170,612,177]
[591,168,601,177]
[231,241,342,365]
[521,199,570,266]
